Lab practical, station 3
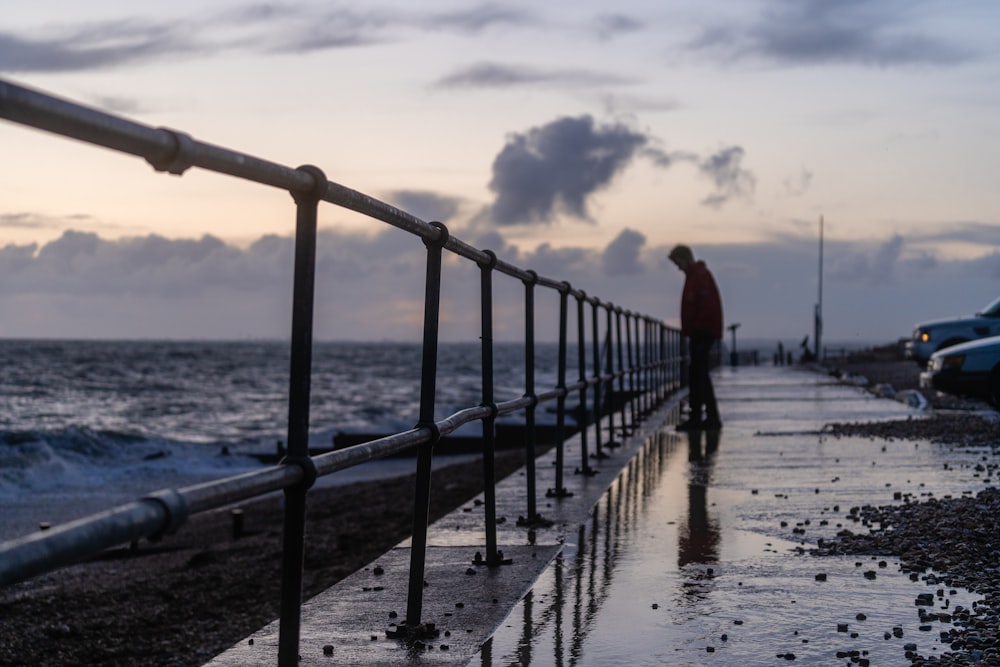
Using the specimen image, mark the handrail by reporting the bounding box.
[0,77,685,665]
[0,79,590,299]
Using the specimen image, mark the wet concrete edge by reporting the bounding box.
[206,392,685,666]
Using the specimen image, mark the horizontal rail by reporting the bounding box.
[0,359,666,587]
[0,79,609,302]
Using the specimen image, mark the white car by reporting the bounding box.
[920,335,1000,407]
[907,296,1000,365]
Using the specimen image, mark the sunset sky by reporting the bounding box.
[2,0,999,346]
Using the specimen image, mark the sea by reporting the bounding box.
[0,339,566,540]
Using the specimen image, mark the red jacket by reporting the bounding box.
[680,261,723,339]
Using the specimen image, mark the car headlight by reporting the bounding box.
[918,331,930,343]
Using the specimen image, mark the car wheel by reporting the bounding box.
[990,364,1000,408]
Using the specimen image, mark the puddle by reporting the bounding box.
[475,368,994,665]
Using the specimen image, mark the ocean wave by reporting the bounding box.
[0,426,259,495]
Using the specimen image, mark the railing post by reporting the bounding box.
[680,331,690,391]
[575,292,596,476]
[397,221,449,639]
[674,328,683,393]
[517,271,549,527]
[547,283,572,498]
[590,298,607,460]
[604,303,621,448]
[475,250,510,567]
[624,310,637,430]
[643,316,653,414]
[659,323,667,403]
[634,313,644,419]
[277,165,325,667]
[614,307,630,438]
[654,323,662,405]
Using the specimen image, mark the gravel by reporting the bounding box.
[815,354,1000,665]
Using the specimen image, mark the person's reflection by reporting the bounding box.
[678,429,720,568]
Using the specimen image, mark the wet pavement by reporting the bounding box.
[208,365,996,666]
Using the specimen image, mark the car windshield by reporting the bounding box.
[978,296,1000,317]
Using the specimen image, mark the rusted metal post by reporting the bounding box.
[277,165,325,667]
[626,311,638,427]
[614,307,630,438]
[477,250,506,566]
[659,323,667,403]
[575,292,595,475]
[648,318,655,412]
[518,271,544,526]
[673,328,683,392]
[640,318,649,415]
[399,221,449,637]
[547,283,572,498]
[590,298,607,460]
[652,323,660,404]
[604,303,620,448]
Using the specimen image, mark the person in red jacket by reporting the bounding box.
[668,244,723,431]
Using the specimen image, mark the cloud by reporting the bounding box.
[970,251,1000,281]
[381,190,463,223]
[472,117,754,224]
[3,228,999,343]
[427,5,536,33]
[594,14,644,40]
[783,168,813,197]
[0,21,195,73]
[698,146,756,208]
[477,115,650,226]
[601,93,681,115]
[689,0,973,67]
[829,233,905,285]
[263,9,387,53]
[1,213,51,229]
[641,146,696,169]
[602,228,646,276]
[433,62,635,90]
[909,222,1000,247]
[0,5,543,73]
[0,7,391,73]
[0,241,38,273]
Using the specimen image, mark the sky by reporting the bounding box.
[2,0,999,347]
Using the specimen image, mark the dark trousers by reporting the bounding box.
[688,335,720,424]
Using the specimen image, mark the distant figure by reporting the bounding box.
[669,244,723,431]
[799,335,815,363]
[777,341,784,366]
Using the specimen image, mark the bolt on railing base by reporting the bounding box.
[386,621,440,641]
[546,486,573,498]
[471,550,513,567]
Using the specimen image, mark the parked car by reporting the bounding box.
[907,296,1000,364]
[920,335,1000,407]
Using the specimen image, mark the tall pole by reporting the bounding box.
[814,215,824,360]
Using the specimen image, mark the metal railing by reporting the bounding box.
[0,78,685,666]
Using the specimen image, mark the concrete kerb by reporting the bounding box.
[206,390,686,666]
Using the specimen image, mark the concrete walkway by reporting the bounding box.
[208,364,993,666]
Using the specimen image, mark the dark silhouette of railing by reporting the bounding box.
[0,79,685,666]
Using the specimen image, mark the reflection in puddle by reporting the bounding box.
[477,418,988,666]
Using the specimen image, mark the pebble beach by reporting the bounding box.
[817,356,1000,666]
